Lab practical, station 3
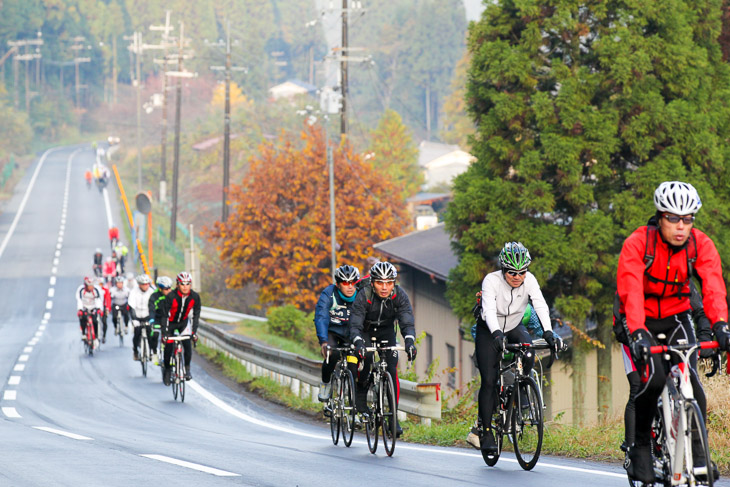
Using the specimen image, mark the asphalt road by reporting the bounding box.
[0,146,724,486]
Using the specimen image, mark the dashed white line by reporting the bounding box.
[8,376,20,386]
[43,312,50,320]
[33,427,93,441]
[51,267,57,274]
[49,276,56,285]
[39,325,46,331]
[52,258,59,266]
[54,250,60,257]
[18,355,29,362]
[13,364,25,372]
[23,347,32,353]
[48,289,55,298]
[2,407,21,418]
[4,390,16,400]
[139,455,239,477]
[34,330,42,337]
[45,301,53,309]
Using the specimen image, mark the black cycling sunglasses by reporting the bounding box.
[506,270,527,277]
[663,214,695,224]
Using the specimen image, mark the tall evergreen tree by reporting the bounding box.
[446,0,730,424]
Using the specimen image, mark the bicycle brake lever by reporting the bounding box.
[705,354,719,378]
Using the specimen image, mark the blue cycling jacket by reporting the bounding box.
[314,284,354,344]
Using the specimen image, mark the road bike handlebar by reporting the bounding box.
[166,335,191,342]
[364,345,406,352]
[504,339,568,369]
[649,341,718,354]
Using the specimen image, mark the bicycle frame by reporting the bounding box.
[649,340,718,486]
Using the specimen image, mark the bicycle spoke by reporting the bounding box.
[365,379,379,454]
[381,372,397,457]
[342,369,356,447]
[685,400,713,487]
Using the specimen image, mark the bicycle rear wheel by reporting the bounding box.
[381,372,397,457]
[365,379,379,454]
[329,371,341,445]
[685,399,713,486]
[512,376,544,470]
[341,369,356,447]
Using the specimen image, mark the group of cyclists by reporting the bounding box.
[312,180,730,481]
[84,143,111,191]
[74,270,201,386]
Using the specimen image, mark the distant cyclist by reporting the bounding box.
[92,248,103,277]
[129,274,155,362]
[108,226,119,250]
[313,264,360,402]
[148,276,173,365]
[75,277,103,346]
[160,272,201,384]
[110,276,130,336]
[100,278,111,343]
[102,256,118,283]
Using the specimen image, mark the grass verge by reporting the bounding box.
[197,343,321,415]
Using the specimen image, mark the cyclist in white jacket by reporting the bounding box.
[128,274,156,362]
[475,242,562,454]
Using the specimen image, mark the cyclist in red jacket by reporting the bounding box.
[617,181,730,483]
[159,272,201,385]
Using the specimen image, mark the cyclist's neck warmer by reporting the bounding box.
[336,287,356,303]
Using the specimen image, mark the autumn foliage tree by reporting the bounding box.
[366,109,422,200]
[209,125,410,310]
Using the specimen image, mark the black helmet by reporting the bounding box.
[334,265,360,283]
[370,261,397,281]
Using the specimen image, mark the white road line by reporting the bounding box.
[190,381,626,479]
[23,347,32,353]
[54,250,60,257]
[52,258,59,266]
[139,454,239,477]
[48,289,54,298]
[8,376,20,385]
[33,427,93,441]
[43,312,50,320]
[4,390,16,400]
[45,301,52,309]
[19,355,29,362]
[49,276,56,285]
[102,186,114,228]
[56,243,61,250]
[51,267,57,274]
[0,148,61,262]
[13,364,25,371]
[2,407,21,418]
[34,331,42,337]
[39,325,46,331]
[28,339,38,346]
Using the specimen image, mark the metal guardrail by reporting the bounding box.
[197,321,441,421]
[200,306,266,323]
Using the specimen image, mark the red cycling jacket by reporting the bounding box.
[617,225,728,333]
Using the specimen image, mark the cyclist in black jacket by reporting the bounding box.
[349,261,417,437]
[160,272,201,385]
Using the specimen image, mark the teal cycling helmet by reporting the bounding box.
[498,242,531,271]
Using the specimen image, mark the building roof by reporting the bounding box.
[417,140,462,168]
[373,223,458,281]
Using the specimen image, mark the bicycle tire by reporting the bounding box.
[171,356,179,400]
[178,351,185,402]
[685,399,713,487]
[117,312,123,347]
[141,337,148,377]
[341,368,356,447]
[512,376,544,470]
[330,371,341,446]
[365,379,379,454]
[381,371,397,457]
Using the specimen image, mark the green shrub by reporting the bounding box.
[266,305,318,352]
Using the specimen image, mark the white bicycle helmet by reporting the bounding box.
[370,261,397,281]
[156,276,173,289]
[334,265,360,283]
[136,274,152,285]
[653,181,702,215]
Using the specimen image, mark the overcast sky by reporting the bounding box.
[463,0,485,21]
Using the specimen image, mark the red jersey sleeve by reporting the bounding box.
[617,227,648,334]
[693,229,728,325]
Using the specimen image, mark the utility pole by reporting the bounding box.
[150,11,174,203]
[210,20,245,222]
[112,35,118,104]
[70,37,90,108]
[135,32,142,192]
[340,0,348,138]
[326,118,336,276]
[8,37,43,112]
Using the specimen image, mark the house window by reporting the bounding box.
[446,343,456,388]
[425,333,433,366]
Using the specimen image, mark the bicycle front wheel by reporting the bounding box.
[512,376,544,470]
[140,338,148,377]
[179,355,186,403]
[381,372,397,457]
[171,357,179,401]
[365,379,379,454]
[341,369,356,447]
[685,399,713,487]
[329,371,341,446]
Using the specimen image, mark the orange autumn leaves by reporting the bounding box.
[209,125,410,310]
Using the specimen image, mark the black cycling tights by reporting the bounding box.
[321,331,357,382]
[475,324,534,433]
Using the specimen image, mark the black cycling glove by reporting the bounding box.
[491,330,505,354]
